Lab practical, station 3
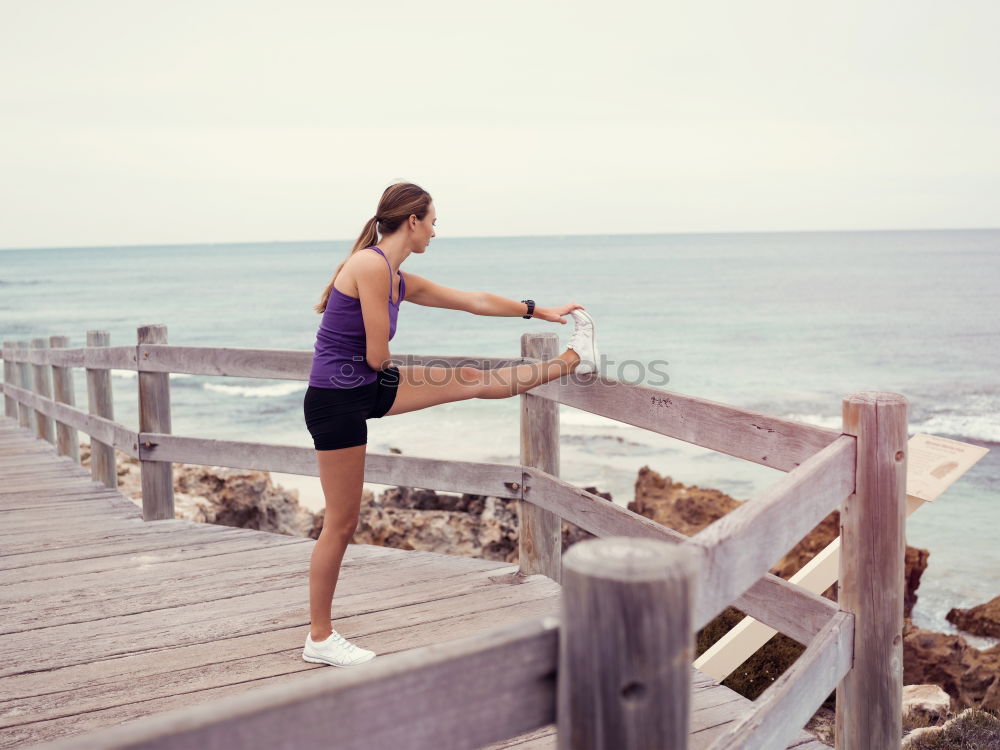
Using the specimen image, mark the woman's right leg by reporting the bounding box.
[309,442,367,641]
[384,348,581,416]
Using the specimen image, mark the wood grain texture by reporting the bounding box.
[30,338,56,444]
[523,467,838,642]
[48,335,81,464]
[1,383,139,458]
[527,375,839,472]
[691,435,855,626]
[519,333,562,583]
[1,342,16,419]
[134,343,527,380]
[10,344,136,370]
[15,342,34,431]
[136,325,174,521]
[558,537,696,750]
[140,432,523,499]
[835,392,907,750]
[85,331,117,488]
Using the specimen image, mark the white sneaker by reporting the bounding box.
[303,630,376,667]
[567,309,599,375]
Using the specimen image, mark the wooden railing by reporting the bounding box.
[1,326,908,750]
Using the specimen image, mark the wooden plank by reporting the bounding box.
[0,383,139,460]
[0,525,307,570]
[11,345,136,370]
[528,375,840,472]
[706,611,853,750]
[141,433,522,499]
[0,519,230,556]
[523,466,838,643]
[0,569,554,708]
[835,393,907,750]
[691,436,855,626]
[0,532,308,585]
[519,332,562,582]
[0,554,517,676]
[16,615,561,750]
[0,576,561,728]
[134,344,524,380]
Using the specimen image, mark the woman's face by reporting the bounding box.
[412,202,437,251]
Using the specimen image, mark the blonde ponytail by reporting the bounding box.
[313,216,380,313]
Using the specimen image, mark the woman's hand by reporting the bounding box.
[532,303,585,324]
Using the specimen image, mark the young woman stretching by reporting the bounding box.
[302,182,599,667]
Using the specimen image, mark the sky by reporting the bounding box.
[1,0,997,249]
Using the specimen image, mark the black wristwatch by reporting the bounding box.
[521,299,535,319]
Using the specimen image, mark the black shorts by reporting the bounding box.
[303,367,400,451]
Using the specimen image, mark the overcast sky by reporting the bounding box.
[1,0,997,249]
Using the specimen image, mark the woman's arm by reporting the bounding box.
[404,272,583,323]
[356,254,394,371]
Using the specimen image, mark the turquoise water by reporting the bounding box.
[2,229,998,641]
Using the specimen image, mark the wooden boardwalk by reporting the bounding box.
[0,417,828,749]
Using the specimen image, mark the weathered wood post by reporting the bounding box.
[519,332,563,583]
[137,324,174,521]
[2,341,17,420]
[16,340,35,432]
[835,392,907,750]
[31,338,56,444]
[50,335,81,463]
[558,537,696,750]
[86,330,117,488]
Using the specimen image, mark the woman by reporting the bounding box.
[301,182,599,667]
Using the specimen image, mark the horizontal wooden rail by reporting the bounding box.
[30,615,560,750]
[529,376,840,472]
[708,611,854,750]
[1,383,139,458]
[4,345,137,370]
[523,467,838,643]
[690,436,856,625]
[140,433,523,500]
[136,345,530,379]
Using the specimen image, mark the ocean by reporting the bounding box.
[2,229,997,645]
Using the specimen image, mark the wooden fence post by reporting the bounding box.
[31,338,56,444]
[16,340,35,432]
[86,330,117,488]
[835,392,907,750]
[2,341,17,420]
[50,335,81,463]
[137,324,174,521]
[558,537,696,750]
[519,332,563,583]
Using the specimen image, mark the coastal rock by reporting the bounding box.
[309,484,609,561]
[903,618,1000,712]
[630,466,928,612]
[630,466,740,535]
[80,442,315,537]
[902,684,952,725]
[946,595,1000,639]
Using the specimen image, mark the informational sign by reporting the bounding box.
[906,433,990,503]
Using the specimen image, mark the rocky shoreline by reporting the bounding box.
[90,444,1000,726]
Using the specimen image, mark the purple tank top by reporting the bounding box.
[308,246,405,389]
